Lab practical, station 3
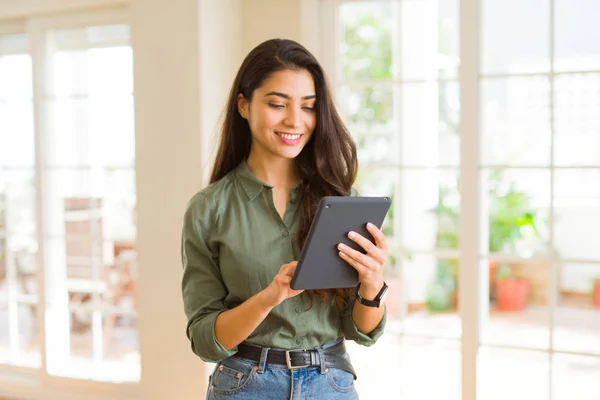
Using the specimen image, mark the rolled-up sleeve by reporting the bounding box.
[340,292,387,346]
[181,194,237,362]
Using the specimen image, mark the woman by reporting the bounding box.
[181,38,389,400]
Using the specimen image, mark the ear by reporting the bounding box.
[237,93,249,119]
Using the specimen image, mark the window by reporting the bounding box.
[0,32,38,368]
[0,17,139,385]
[325,0,600,399]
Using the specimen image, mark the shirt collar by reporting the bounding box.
[234,159,304,201]
[234,159,273,201]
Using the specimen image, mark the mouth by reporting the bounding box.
[275,132,303,140]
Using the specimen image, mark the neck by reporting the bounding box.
[246,148,300,188]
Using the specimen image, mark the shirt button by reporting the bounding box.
[282,230,289,237]
[296,339,303,345]
[295,307,302,314]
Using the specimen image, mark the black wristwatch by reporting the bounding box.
[356,282,389,308]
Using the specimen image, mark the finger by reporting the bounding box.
[366,222,388,252]
[338,251,369,276]
[347,231,386,265]
[279,262,296,276]
[347,230,378,254]
[338,243,378,270]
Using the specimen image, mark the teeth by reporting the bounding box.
[277,132,301,140]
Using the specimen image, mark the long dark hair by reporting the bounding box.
[210,39,358,309]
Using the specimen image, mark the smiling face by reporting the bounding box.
[238,69,317,161]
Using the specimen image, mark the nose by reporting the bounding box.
[283,107,302,129]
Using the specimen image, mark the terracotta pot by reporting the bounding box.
[593,281,600,308]
[496,279,528,311]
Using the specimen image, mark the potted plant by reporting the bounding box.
[425,259,456,312]
[495,264,528,311]
[593,278,600,308]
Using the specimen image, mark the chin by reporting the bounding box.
[277,148,304,160]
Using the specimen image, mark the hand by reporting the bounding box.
[337,223,388,299]
[261,261,305,308]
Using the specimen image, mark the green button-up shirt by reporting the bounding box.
[181,160,386,362]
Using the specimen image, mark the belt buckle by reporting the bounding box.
[285,349,309,370]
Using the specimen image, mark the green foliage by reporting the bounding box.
[487,170,540,253]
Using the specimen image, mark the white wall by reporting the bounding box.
[131,0,242,399]
[240,0,322,61]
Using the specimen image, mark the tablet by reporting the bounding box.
[290,196,392,290]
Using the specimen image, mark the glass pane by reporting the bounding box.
[484,169,550,256]
[44,170,93,236]
[47,310,96,379]
[554,169,600,260]
[103,313,140,381]
[52,46,132,98]
[17,302,40,367]
[12,234,37,296]
[53,47,132,97]
[399,337,460,399]
[349,336,460,399]
[0,53,33,101]
[49,46,134,168]
[556,263,600,355]
[103,169,136,242]
[1,170,36,235]
[554,0,600,72]
[68,310,94,372]
[482,77,551,166]
[86,46,133,96]
[355,132,399,165]
[53,25,130,49]
[554,73,600,166]
[339,1,393,82]
[403,255,460,339]
[0,102,35,168]
[482,0,550,74]
[401,0,459,80]
[353,167,398,237]
[486,258,550,349]
[552,354,600,399]
[402,169,459,252]
[338,84,397,133]
[478,347,549,400]
[0,33,28,54]
[102,243,137,313]
[46,95,135,168]
[402,82,460,166]
[0,302,7,363]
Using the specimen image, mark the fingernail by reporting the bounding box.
[338,243,345,250]
[367,223,374,228]
[348,231,356,238]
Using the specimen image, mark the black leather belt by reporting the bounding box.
[235,339,357,380]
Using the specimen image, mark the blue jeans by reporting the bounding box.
[206,341,359,400]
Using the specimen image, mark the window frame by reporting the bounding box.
[0,7,139,399]
[321,1,600,400]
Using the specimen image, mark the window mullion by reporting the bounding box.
[28,21,49,380]
[459,0,482,400]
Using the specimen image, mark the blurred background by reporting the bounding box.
[0,0,598,399]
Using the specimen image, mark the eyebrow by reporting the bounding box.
[264,91,316,100]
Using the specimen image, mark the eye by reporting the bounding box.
[268,103,285,109]
[302,106,316,112]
